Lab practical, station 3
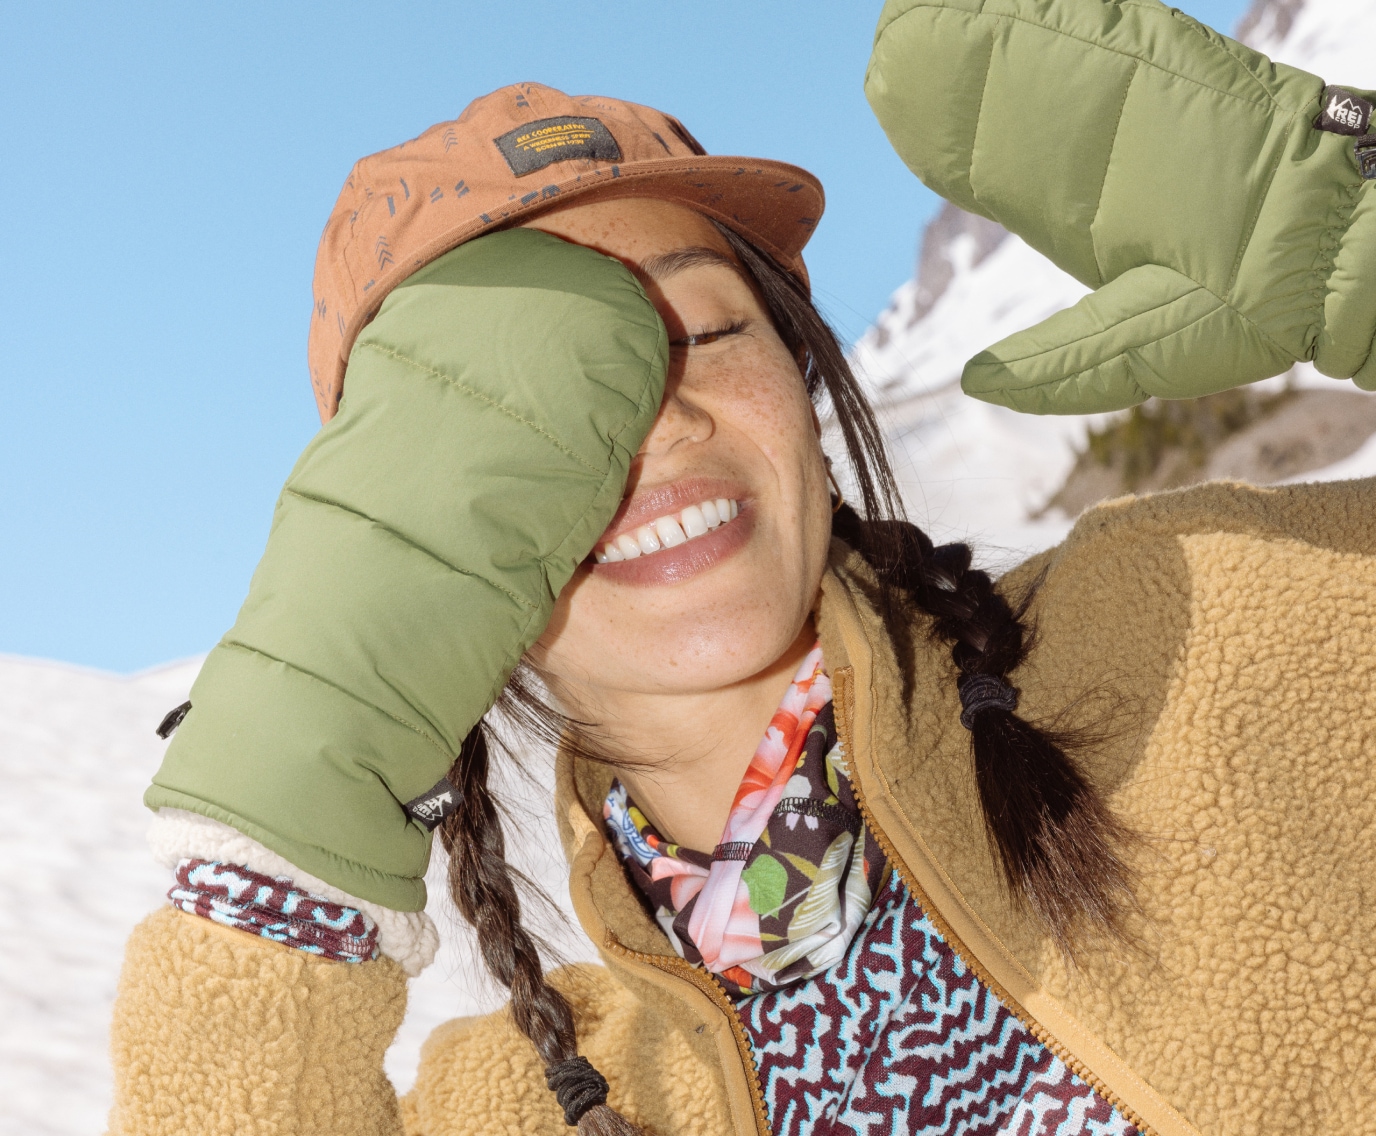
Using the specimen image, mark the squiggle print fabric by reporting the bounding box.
[740,872,1138,1136]
[604,643,887,996]
[169,858,379,963]
[605,650,1135,1134]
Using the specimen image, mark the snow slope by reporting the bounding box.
[850,0,1376,564]
[0,653,595,1134]
[0,656,201,1135]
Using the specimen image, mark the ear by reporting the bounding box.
[809,403,823,440]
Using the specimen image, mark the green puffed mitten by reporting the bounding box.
[866,0,1376,413]
[147,229,667,910]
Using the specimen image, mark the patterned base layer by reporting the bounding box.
[169,858,380,964]
[739,873,1138,1136]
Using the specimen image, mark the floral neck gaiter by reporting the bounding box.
[603,644,888,997]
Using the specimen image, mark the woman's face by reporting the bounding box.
[521,198,833,705]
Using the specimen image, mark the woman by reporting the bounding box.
[111,3,1376,1134]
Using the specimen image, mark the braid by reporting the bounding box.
[833,507,1134,947]
[439,724,644,1133]
[716,220,1135,951]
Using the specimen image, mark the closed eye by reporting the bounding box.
[672,319,750,348]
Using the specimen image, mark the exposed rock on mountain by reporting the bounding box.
[1236,0,1305,43]
[865,205,1010,363]
[1045,386,1376,519]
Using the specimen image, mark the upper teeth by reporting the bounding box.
[595,498,739,563]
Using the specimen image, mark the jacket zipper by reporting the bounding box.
[603,934,773,1136]
[835,701,1155,1136]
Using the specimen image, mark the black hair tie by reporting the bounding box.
[958,674,1019,729]
[545,1055,609,1126]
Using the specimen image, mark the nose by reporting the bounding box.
[638,372,714,456]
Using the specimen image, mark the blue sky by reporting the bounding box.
[1,0,1250,671]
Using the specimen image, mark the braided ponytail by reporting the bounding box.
[438,720,644,1133]
[831,508,1134,946]
[716,222,1135,950]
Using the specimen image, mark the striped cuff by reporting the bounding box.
[148,808,438,975]
[169,859,380,963]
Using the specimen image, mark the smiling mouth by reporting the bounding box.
[594,497,740,563]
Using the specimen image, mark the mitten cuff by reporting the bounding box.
[148,807,439,976]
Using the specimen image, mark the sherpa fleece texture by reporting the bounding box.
[108,907,407,1136]
[108,479,1376,1136]
[402,965,731,1135]
[818,477,1376,1135]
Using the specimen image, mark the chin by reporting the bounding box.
[619,583,815,695]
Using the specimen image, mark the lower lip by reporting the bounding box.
[590,506,753,586]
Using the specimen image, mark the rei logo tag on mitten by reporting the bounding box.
[1316,86,1373,136]
[403,777,461,830]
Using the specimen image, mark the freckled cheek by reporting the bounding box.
[695,348,815,455]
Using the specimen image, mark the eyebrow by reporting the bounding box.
[637,246,747,282]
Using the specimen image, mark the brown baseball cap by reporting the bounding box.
[307,82,825,422]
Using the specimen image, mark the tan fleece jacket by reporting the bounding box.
[108,479,1376,1136]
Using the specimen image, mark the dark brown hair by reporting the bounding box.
[437,222,1134,1133]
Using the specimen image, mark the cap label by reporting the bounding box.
[494,116,621,177]
[403,777,460,831]
[1316,86,1373,136]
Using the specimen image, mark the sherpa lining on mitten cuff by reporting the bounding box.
[148,808,439,976]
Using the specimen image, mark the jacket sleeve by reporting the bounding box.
[107,908,410,1136]
[865,0,1376,413]
[405,964,735,1136]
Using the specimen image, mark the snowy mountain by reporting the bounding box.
[850,0,1376,562]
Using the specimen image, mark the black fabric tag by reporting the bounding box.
[403,777,460,831]
[156,700,191,739]
[494,116,621,177]
[1316,86,1373,136]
